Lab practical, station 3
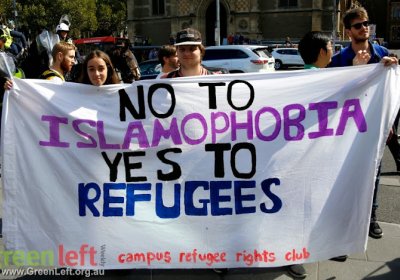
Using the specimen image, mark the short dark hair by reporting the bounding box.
[343,4,369,29]
[298,31,331,65]
[158,45,176,66]
[199,44,206,58]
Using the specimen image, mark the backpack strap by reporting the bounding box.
[39,69,65,81]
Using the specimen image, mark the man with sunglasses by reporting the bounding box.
[329,5,398,241]
[329,5,395,67]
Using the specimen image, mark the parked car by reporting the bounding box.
[138,59,161,80]
[333,43,344,53]
[202,45,275,73]
[271,48,304,70]
[131,45,161,63]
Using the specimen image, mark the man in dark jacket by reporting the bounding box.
[329,4,397,241]
[111,40,140,82]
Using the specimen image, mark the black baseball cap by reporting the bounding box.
[175,28,202,46]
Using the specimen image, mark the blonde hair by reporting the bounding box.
[51,41,76,61]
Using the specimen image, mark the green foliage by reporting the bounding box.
[0,0,14,24]
[4,0,126,38]
[95,0,127,37]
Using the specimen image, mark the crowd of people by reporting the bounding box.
[0,18,141,90]
[227,32,253,45]
[0,3,399,279]
[292,5,398,278]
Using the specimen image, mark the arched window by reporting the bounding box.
[279,0,298,8]
[152,0,165,15]
[392,3,400,20]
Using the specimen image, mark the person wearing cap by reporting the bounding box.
[161,28,221,78]
[161,28,226,278]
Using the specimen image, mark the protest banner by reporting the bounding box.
[1,64,399,269]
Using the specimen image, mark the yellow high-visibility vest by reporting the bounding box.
[1,26,13,49]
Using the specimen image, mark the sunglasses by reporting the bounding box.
[351,21,369,30]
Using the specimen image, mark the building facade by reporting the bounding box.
[127,0,395,47]
[388,0,400,48]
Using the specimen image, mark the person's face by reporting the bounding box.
[60,50,76,73]
[166,53,179,69]
[87,57,108,86]
[177,45,201,68]
[59,31,68,40]
[347,17,370,43]
[320,41,334,67]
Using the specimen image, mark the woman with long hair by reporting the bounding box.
[77,50,120,86]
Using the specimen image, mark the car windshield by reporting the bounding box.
[139,60,161,75]
[253,48,272,58]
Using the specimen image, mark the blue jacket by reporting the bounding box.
[329,41,389,67]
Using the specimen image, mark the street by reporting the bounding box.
[378,146,400,224]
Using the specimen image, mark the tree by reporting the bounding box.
[58,0,98,37]
[2,0,126,39]
[0,0,15,24]
[95,0,127,37]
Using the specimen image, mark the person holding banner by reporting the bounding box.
[77,50,120,86]
[161,28,222,78]
[386,53,400,172]
[328,3,398,240]
[286,31,335,279]
[288,30,351,279]
[1,78,12,91]
[161,27,228,276]
[298,31,333,70]
[39,41,76,82]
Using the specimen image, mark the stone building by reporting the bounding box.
[127,0,396,47]
[386,0,400,48]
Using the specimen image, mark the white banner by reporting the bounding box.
[2,64,400,269]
